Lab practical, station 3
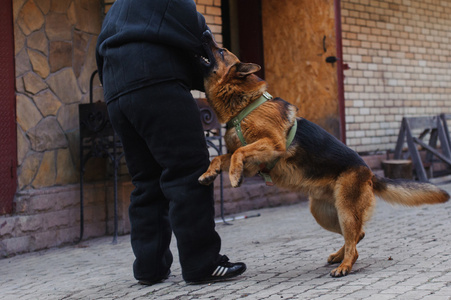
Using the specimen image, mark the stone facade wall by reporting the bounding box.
[341,0,451,153]
[3,0,108,257]
[14,0,105,191]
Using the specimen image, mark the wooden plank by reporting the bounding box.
[404,116,437,130]
[261,0,340,138]
[437,116,451,159]
[413,138,451,166]
[404,119,428,182]
[394,118,407,159]
[394,115,451,182]
[440,114,451,150]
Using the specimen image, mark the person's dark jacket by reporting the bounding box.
[96,0,208,103]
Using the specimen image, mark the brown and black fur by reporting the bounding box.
[198,31,449,277]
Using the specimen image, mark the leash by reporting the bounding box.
[226,92,298,186]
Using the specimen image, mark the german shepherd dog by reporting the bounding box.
[197,31,449,277]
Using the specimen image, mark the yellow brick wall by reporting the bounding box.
[196,0,223,44]
[341,0,451,153]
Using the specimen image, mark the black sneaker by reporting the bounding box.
[138,270,171,286]
[186,255,246,284]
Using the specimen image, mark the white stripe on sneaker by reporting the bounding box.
[220,267,228,276]
[212,266,230,277]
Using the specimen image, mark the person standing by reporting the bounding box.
[95,0,246,285]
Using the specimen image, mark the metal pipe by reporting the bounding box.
[334,0,346,143]
[215,213,261,224]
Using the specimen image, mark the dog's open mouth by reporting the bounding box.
[200,55,211,67]
[199,30,216,68]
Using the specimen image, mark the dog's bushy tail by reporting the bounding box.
[372,175,449,206]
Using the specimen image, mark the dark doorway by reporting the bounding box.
[221,0,265,78]
[221,0,346,141]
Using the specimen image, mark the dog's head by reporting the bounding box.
[199,31,267,121]
[200,30,263,90]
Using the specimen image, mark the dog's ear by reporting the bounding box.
[235,63,261,78]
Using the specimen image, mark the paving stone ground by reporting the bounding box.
[1,182,451,300]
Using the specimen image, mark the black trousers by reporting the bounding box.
[107,81,221,281]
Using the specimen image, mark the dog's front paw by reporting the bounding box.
[229,158,244,187]
[230,173,243,188]
[198,171,219,186]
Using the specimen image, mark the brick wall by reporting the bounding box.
[0,181,133,257]
[341,0,451,153]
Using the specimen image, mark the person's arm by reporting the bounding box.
[161,1,211,91]
[190,12,210,92]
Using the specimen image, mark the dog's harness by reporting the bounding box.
[226,92,297,186]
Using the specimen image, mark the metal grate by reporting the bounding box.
[78,71,125,243]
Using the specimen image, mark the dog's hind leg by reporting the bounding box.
[309,197,348,263]
[327,231,365,264]
[309,193,368,269]
[330,206,363,277]
[330,168,375,277]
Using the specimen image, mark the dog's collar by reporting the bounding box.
[226,91,298,185]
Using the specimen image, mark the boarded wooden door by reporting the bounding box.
[0,1,17,214]
[261,0,342,139]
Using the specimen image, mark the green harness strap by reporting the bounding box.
[259,119,297,185]
[227,92,273,146]
[226,92,298,186]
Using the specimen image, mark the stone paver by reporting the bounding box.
[1,182,451,300]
